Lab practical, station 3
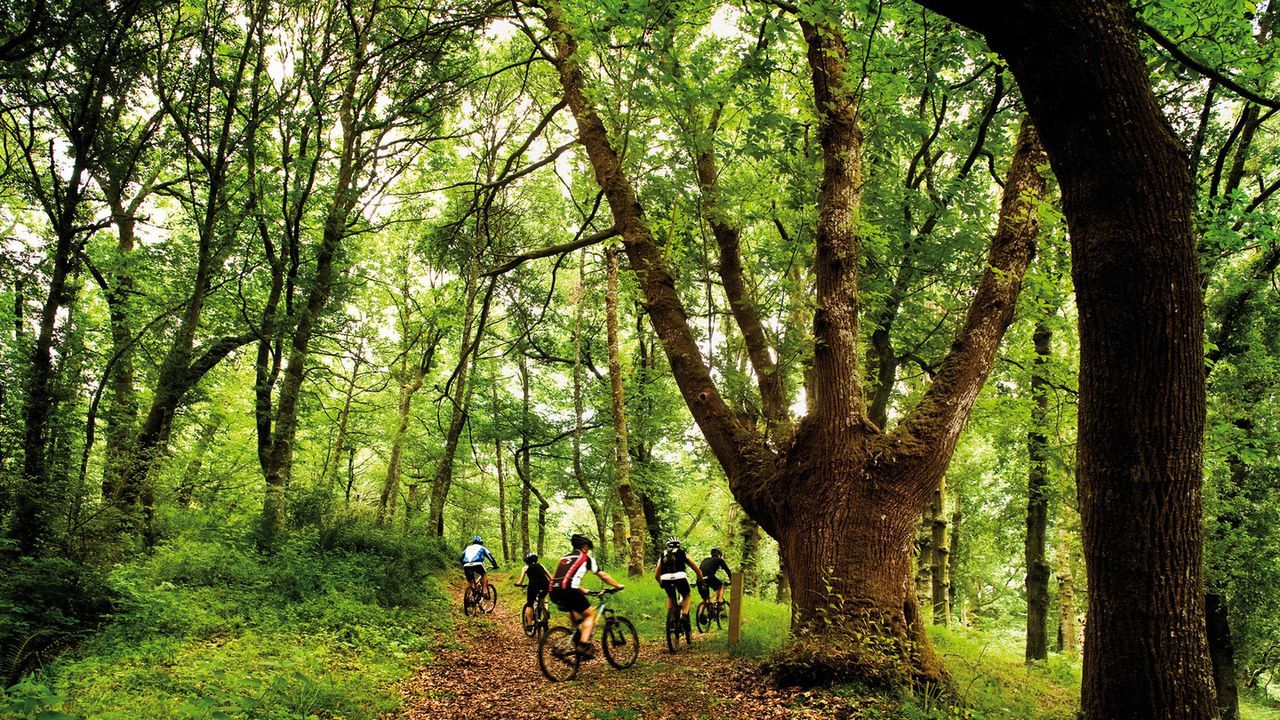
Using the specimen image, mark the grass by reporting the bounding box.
[0,516,454,720]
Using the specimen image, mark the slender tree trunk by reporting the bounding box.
[378,373,422,525]
[739,514,761,594]
[573,258,609,562]
[607,247,645,576]
[1026,323,1052,661]
[427,276,493,536]
[519,351,531,556]
[325,354,362,494]
[1055,528,1078,653]
[496,437,508,563]
[930,479,950,626]
[950,510,962,625]
[916,507,934,611]
[1206,592,1240,720]
[101,206,138,502]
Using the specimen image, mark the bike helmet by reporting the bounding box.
[471,535,483,544]
[666,536,681,548]
[525,553,538,564]
[570,533,594,550]
[711,547,722,557]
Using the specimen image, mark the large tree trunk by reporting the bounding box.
[545,0,1044,685]
[1025,323,1052,661]
[606,247,646,576]
[917,2,1216,715]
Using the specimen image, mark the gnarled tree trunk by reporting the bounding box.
[545,0,1047,684]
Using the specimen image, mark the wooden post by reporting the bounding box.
[728,571,744,648]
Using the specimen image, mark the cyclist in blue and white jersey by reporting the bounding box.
[460,535,499,597]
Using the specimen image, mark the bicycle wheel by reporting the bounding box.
[602,616,639,670]
[684,612,693,645]
[481,584,498,613]
[463,588,475,616]
[535,604,551,638]
[521,605,536,637]
[696,602,711,633]
[665,609,680,653]
[538,626,580,682]
[713,602,724,630]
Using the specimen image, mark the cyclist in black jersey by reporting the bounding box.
[696,547,733,605]
[516,552,552,627]
[654,537,703,626]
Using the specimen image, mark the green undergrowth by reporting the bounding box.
[0,513,454,720]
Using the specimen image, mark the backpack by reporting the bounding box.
[551,550,588,590]
[659,548,686,575]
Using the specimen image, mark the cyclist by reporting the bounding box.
[548,533,623,658]
[460,535,499,598]
[697,547,733,606]
[655,536,703,635]
[515,552,552,628]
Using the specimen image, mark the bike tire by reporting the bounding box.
[602,616,639,670]
[666,610,680,653]
[463,589,475,616]
[696,602,711,633]
[536,605,551,638]
[481,584,498,613]
[714,603,724,630]
[521,605,536,637]
[538,626,580,682]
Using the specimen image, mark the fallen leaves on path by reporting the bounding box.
[394,578,892,720]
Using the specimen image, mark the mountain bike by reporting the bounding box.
[515,583,551,638]
[696,596,727,633]
[462,573,498,616]
[538,588,638,682]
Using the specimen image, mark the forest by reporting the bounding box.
[1,0,1279,718]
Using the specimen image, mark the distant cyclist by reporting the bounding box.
[515,552,552,627]
[460,535,498,597]
[697,547,733,606]
[655,537,703,631]
[548,533,624,658]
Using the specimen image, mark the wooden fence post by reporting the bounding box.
[728,570,744,648]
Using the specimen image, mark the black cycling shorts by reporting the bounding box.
[549,587,590,615]
[463,565,486,584]
[661,577,691,602]
[525,582,549,607]
[704,576,724,592]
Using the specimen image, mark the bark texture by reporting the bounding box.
[1025,323,1052,662]
[917,1,1215,715]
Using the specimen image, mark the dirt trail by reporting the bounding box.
[394,577,860,720]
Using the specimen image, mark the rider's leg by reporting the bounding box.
[578,607,598,646]
[716,584,724,604]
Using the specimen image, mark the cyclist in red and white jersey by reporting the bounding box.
[548,533,623,658]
